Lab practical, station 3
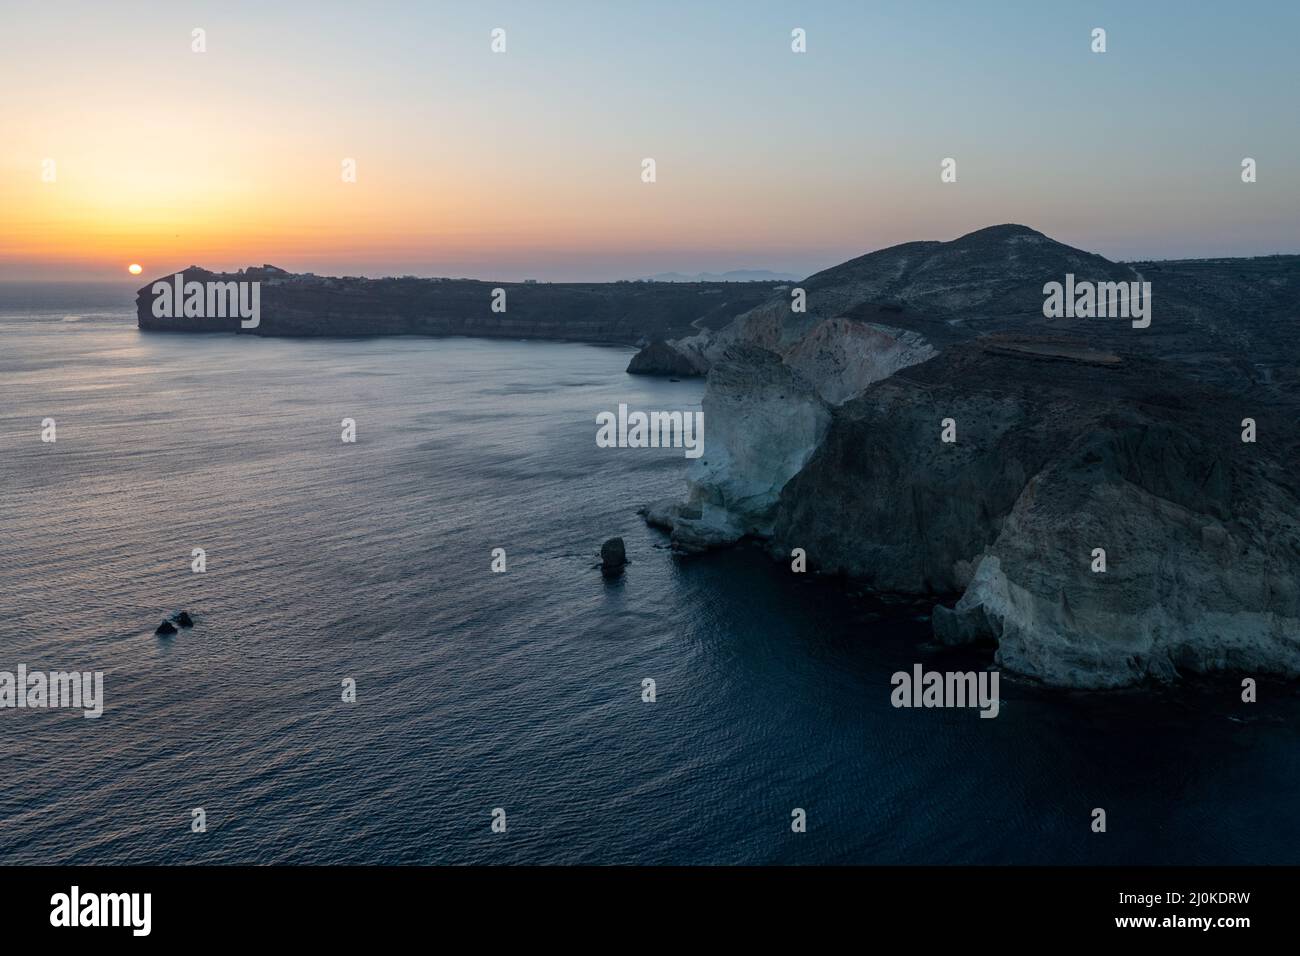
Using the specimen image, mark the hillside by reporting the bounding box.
[639,225,1300,688]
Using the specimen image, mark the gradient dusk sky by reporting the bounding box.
[2,0,1297,281]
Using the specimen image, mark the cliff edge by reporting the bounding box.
[643,225,1300,688]
[135,266,782,345]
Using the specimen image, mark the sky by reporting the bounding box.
[2,0,1297,281]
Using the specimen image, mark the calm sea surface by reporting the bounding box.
[1,284,1297,864]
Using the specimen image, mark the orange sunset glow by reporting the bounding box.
[2,3,1296,283]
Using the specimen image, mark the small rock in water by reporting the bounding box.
[171,611,194,627]
[155,619,178,636]
[600,537,628,575]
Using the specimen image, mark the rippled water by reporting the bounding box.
[1,287,1297,864]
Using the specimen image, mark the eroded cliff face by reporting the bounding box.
[643,345,831,552]
[775,345,1300,687]
[941,416,1300,687]
[643,225,1300,688]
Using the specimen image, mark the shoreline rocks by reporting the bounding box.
[625,340,705,377]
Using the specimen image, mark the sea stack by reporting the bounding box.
[600,537,628,575]
[155,619,178,636]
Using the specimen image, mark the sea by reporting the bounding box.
[1,282,1297,865]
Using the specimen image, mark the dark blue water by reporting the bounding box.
[2,288,1298,864]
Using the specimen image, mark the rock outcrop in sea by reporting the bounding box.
[600,537,628,576]
[638,225,1300,688]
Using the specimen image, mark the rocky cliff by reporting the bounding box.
[643,225,1300,688]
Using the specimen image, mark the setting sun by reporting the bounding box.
[127,263,142,275]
